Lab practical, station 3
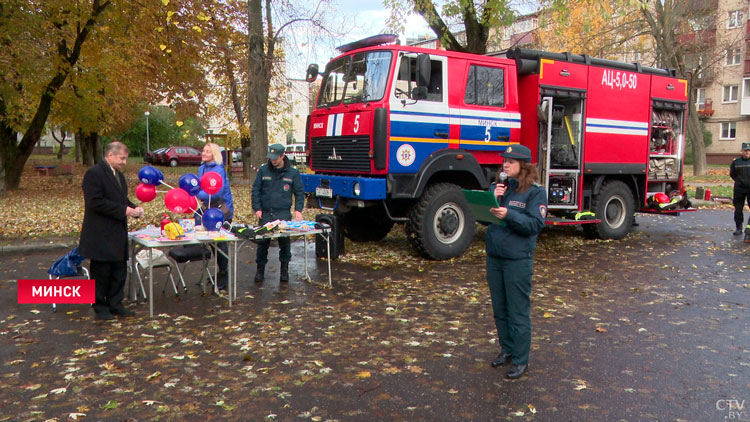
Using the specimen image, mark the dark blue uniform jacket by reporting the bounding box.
[251,157,304,220]
[730,157,750,190]
[485,178,547,260]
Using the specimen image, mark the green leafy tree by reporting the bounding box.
[113,105,207,156]
[385,0,518,54]
[0,0,112,194]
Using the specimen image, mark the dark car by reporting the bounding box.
[143,147,167,164]
[162,146,202,167]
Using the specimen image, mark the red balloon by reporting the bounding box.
[136,183,157,202]
[164,188,191,214]
[200,171,223,195]
[186,195,198,214]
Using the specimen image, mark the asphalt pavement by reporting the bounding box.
[1,208,749,421]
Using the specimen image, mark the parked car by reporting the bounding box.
[231,148,243,163]
[143,147,167,164]
[285,143,306,166]
[161,146,202,167]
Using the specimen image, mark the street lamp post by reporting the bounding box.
[144,110,150,153]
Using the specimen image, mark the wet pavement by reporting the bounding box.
[1,209,749,421]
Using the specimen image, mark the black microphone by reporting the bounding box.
[496,172,507,205]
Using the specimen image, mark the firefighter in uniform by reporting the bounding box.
[485,144,547,379]
[730,142,750,237]
[251,143,305,282]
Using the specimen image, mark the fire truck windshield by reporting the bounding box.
[317,50,392,107]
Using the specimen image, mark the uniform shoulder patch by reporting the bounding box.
[539,205,547,218]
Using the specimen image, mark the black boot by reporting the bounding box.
[217,271,228,290]
[280,262,289,283]
[254,264,265,283]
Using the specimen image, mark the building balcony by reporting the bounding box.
[697,99,714,119]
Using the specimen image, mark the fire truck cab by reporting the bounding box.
[303,35,691,260]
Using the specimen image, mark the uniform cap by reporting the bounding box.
[742,142,750,151]
[499,144,532,162]
[267,143,285,159]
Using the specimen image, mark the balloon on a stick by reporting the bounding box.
[164,188,191,214]
[179,173,201,196]
[202,208,224,231]
[138,166,162,186]
[135,183,157,202]
[187,195,199,214]
[200,171,223,195]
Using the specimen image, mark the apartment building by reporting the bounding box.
[697,0,750,164]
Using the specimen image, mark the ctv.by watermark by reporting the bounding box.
[717,399,746,420]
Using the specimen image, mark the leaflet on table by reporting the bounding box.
[260,220,319,233]
[130,227,234,242]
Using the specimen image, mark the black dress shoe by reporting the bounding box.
[506,363,528,379]
[490,352,512,368]
[95,311,115,321]
[217,271,228,290]
[111,307,135,317]
[733,229,742,236]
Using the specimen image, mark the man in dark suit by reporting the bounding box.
[79,141,143,320]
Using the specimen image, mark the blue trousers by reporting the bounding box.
[486,256,533,365]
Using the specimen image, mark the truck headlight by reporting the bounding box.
[353,182,361,196]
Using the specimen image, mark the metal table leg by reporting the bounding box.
[326,231,332,288]
[148,248,154,318]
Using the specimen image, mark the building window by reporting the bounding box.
[695,87,706,108]
[728,10,744,29]
[726,48,741,66]
[720,122,737,140]
[723,85,739,103]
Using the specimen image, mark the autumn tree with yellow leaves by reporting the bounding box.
[538,0,740,175]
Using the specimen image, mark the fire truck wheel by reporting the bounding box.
[406,183,476,260]
[342,208,394,242]
[585,180,634,240]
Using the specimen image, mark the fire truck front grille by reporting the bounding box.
[310,136,371,172]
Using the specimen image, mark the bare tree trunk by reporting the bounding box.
[75,134,82,163]
[247,0,271,173]
[78,130,100,167]
[0,119,15,197]
[52,129,67,160]
[686,102,707,176]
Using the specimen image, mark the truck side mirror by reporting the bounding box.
[411,86,428,100]
[416,54,431,87]
[305,64,319,82]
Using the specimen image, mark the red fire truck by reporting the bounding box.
[302,34,692,260]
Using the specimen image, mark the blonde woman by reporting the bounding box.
[197,142,233,290]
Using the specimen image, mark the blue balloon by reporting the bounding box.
[179,173,201,196]
[138,166,161,186]
[202,208,224,231]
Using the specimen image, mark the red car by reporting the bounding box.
[161,146,202,167]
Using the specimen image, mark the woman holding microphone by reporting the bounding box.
[485,144,547,379]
